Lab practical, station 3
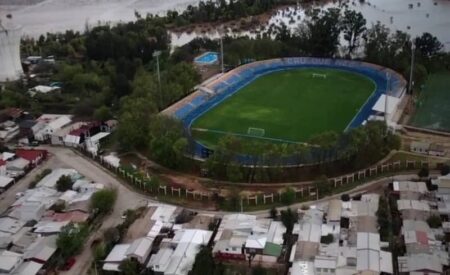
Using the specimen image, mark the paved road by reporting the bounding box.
[40,147,151,275]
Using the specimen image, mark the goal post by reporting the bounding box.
[312,73,327,79]
[247,127,265,137]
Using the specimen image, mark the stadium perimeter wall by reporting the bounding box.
[163,57,407,166]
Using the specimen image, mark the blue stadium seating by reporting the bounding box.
[173,57,406,164]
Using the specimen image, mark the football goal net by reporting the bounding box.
[312,73,327,79]
[247,127,265,137]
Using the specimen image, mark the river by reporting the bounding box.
[1,0,450,48]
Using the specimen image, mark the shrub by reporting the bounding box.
[321,234,334,244]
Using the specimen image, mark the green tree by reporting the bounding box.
[341,9,366,55]
[418,167,429,178]
[119,259,141,275]
[148,115,186,168]
[314,175,331,197]
[281,187,296,205]
[57,223,89,260]
[56,175,74,192]
[270,206,278,219]
[427,215,442,228]
[90,189,117,215]
[415,32,443,58]
[93,105,112,121]
[280,208,298,235]
[441,164,450,176]
[189,246,216,275]
[320,234,334,244]
[297,8,342,57]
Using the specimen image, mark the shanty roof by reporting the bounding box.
[36,168,79,189]
[0,175,13,188]
[126,237,154,258]
[24,236,57,262]
[327,200,342,222]
[14,261,43,275]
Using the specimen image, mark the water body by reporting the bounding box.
[1,0,450,48]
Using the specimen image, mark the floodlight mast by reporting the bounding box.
[153,50,162,108]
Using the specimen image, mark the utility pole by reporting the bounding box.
[385,72,390,124]
[408,39,415,94]
[220,37,224,73]
[153,50,162,108]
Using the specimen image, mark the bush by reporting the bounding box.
[427,215,442,228]
[29,168,52,189]
[90,189,117,215]
[56,175,74,192]
[341,194,350,201]
[269,207,278,219]
[418,167,429,178]
[281,187,296,205]
[320,234,334,244]
[441,164,450,176]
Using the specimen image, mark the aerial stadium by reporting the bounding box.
[163,57,407,164]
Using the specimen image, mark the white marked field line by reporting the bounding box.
[191,127,301,144]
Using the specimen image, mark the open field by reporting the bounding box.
[192,68,375,147]
[410,72,450,132]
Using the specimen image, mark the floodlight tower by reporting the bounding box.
[385,72,390,124]
[0,15,23,82]
[408,39,415,94]
[153,50,162,108]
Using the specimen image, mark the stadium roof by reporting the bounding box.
[372,94,400,115]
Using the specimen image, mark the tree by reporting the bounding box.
[189,246,216,275]
[93,105,112,121]
[119,259,141,275]
[320,233,334,244]
[418,167,429,178]
[281,187,296,205]
[341,9,366,55]
[280,208,298,235]
[314,175,331,197]
[341,194,350,202]
[297,8,342,57]
[90,189,117,215]
[148,115,187,169]
[57,223,89,260]
[56,175,74,192]
[415,32,443,58]
[441,164,450,176]
[269,206,278,219]
[427,215,442,228]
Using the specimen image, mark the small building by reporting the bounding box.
[126,237,154,264]
[103,244,130,272]
[15,149,47,167]
[327,200,342,225]
[398,253,443,274]
[24,236,57,264]
[147,229,213,275]
[0,175,14,192]
[6,157,30,176]
[0,217,26,235]
[14,261,43,275]
[34,114,72,141]
[429,143,446,157]
[410,141,430,154]
[8,201,46,222]
[33,221,69,235]
[36,168,78,189]
[0,250,23,273]
[433,174,450,194]
[28,85,60,97]
[0,120,20,142]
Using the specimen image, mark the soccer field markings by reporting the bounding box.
[191,127,301,144]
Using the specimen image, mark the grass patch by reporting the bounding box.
[192,68,375,146]
[411,71,450,131]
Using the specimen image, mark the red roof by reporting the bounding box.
[416,231,429,245]
[68,121,101,136]
[15,149,47,162]
[43,210,89,223]
[0,159,5,166]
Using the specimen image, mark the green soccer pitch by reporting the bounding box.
[191,68,376,147]
[410,72,450,132]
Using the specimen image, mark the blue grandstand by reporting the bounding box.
[166,57,407,165]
